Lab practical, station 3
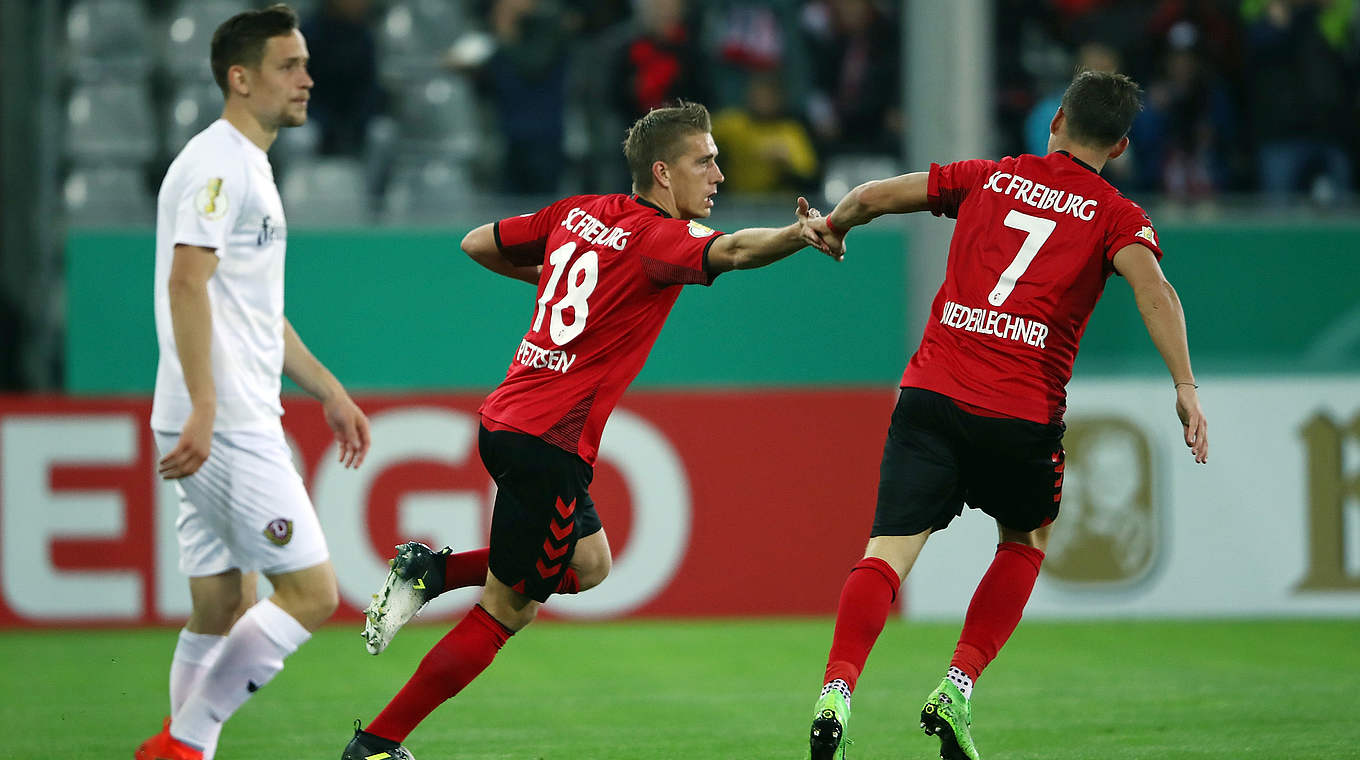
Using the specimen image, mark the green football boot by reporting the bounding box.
[920,678,979,760]
[808,685,851,760]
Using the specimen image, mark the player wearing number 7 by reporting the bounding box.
[800,70,1209,760]
[339,101,836,759]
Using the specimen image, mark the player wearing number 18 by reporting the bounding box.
[801,70,1209,760]
[339,101,836,759]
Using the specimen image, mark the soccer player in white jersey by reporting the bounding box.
[135,6,370,760]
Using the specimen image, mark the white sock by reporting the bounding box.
[171,599,311,758]
[170,629,227,716]
[820,678,853,710]
[947,666,974,700]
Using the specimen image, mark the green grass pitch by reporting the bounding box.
[6,618,1358,759]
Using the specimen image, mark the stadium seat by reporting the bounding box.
[63,165,153,226]
[164,0,252,82]
[821,154,904,203]
[280,157,372,226]
[378,0,466,79]
[391,75,480,160]
[66,83,158,163]
[383,159,473,223]
[164,82,226,155]
[65,0,153,80]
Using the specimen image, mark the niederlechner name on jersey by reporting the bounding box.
[940,300,1049,348]
[560,208,632,250]
[515,339,577,373]
[983,170,1098,221]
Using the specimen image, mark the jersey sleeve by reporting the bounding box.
[171,158,247,255]
[493,196,583,266]
[927,159,998,219]
[1104,201,1163,264]
[634,218,726,287]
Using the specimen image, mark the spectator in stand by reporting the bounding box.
[800,0,902,157]
[300,0,384,156]
[1138,21,1237,200]
[609,0,711,120]
[710,72,819,194]
[459,0,573,194]
[1243,0,1356,205]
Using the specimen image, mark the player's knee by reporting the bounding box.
[188,601,241,635]
[284,589,337,629]
[484,598,538,632]
[314,582,340,620]
[577,553,612,591]
[270,578,338,629]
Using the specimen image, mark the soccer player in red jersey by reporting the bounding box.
[800,71,1209,760]
[340,101,835,759]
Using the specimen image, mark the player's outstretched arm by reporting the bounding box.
[462,222,542,285]
[159,244,219,479]
[707,196,835,273]
[1112,243,1208,464]
[804,171,932,258]
[282,318,371,469]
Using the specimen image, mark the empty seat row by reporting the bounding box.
[65,157,475,226]
[66,0,460,83]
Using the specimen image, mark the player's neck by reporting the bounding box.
[221,103,279,152]
[635,188,680,219]
[1051,141,1108,173]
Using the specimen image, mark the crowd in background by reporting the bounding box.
[57,0,1360,226]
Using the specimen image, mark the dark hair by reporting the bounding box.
[210,4,299,97]
[622,101,712,191]
[1059,70,1143,148]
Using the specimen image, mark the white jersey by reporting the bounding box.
[152,119,288,433]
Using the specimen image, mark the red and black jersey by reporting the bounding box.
[903,151,1163,424]
[479,194,724,464]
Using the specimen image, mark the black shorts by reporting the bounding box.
[479,426,603,602]
[872,388,1065,536]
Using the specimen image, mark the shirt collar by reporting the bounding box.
[631,194,671,218]
[1056,150,1098,174]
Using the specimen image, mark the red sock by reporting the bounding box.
[443,548,490,590]
[822,557,900,691]
[442,551,579,595]
[950,542,1045,681]
[366,604,513,742]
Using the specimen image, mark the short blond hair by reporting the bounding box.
[622,101,712,192]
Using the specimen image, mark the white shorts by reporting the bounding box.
[155,428,330,577]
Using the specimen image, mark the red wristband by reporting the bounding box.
[824,216,844,235]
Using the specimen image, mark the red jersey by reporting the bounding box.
[479,194,724,464]
[902,151,1163,424]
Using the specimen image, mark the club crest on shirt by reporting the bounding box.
[263,518,293,546]
[687,220,715,238]
[195,178,228,221]
[1135,225,1157,247]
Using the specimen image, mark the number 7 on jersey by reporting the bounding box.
[988,210,1056,307]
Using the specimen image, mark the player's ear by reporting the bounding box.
[228,64,250,98]
[1050,108,1063,137]
[652,160,670,190]
[1108,135,1130,161]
